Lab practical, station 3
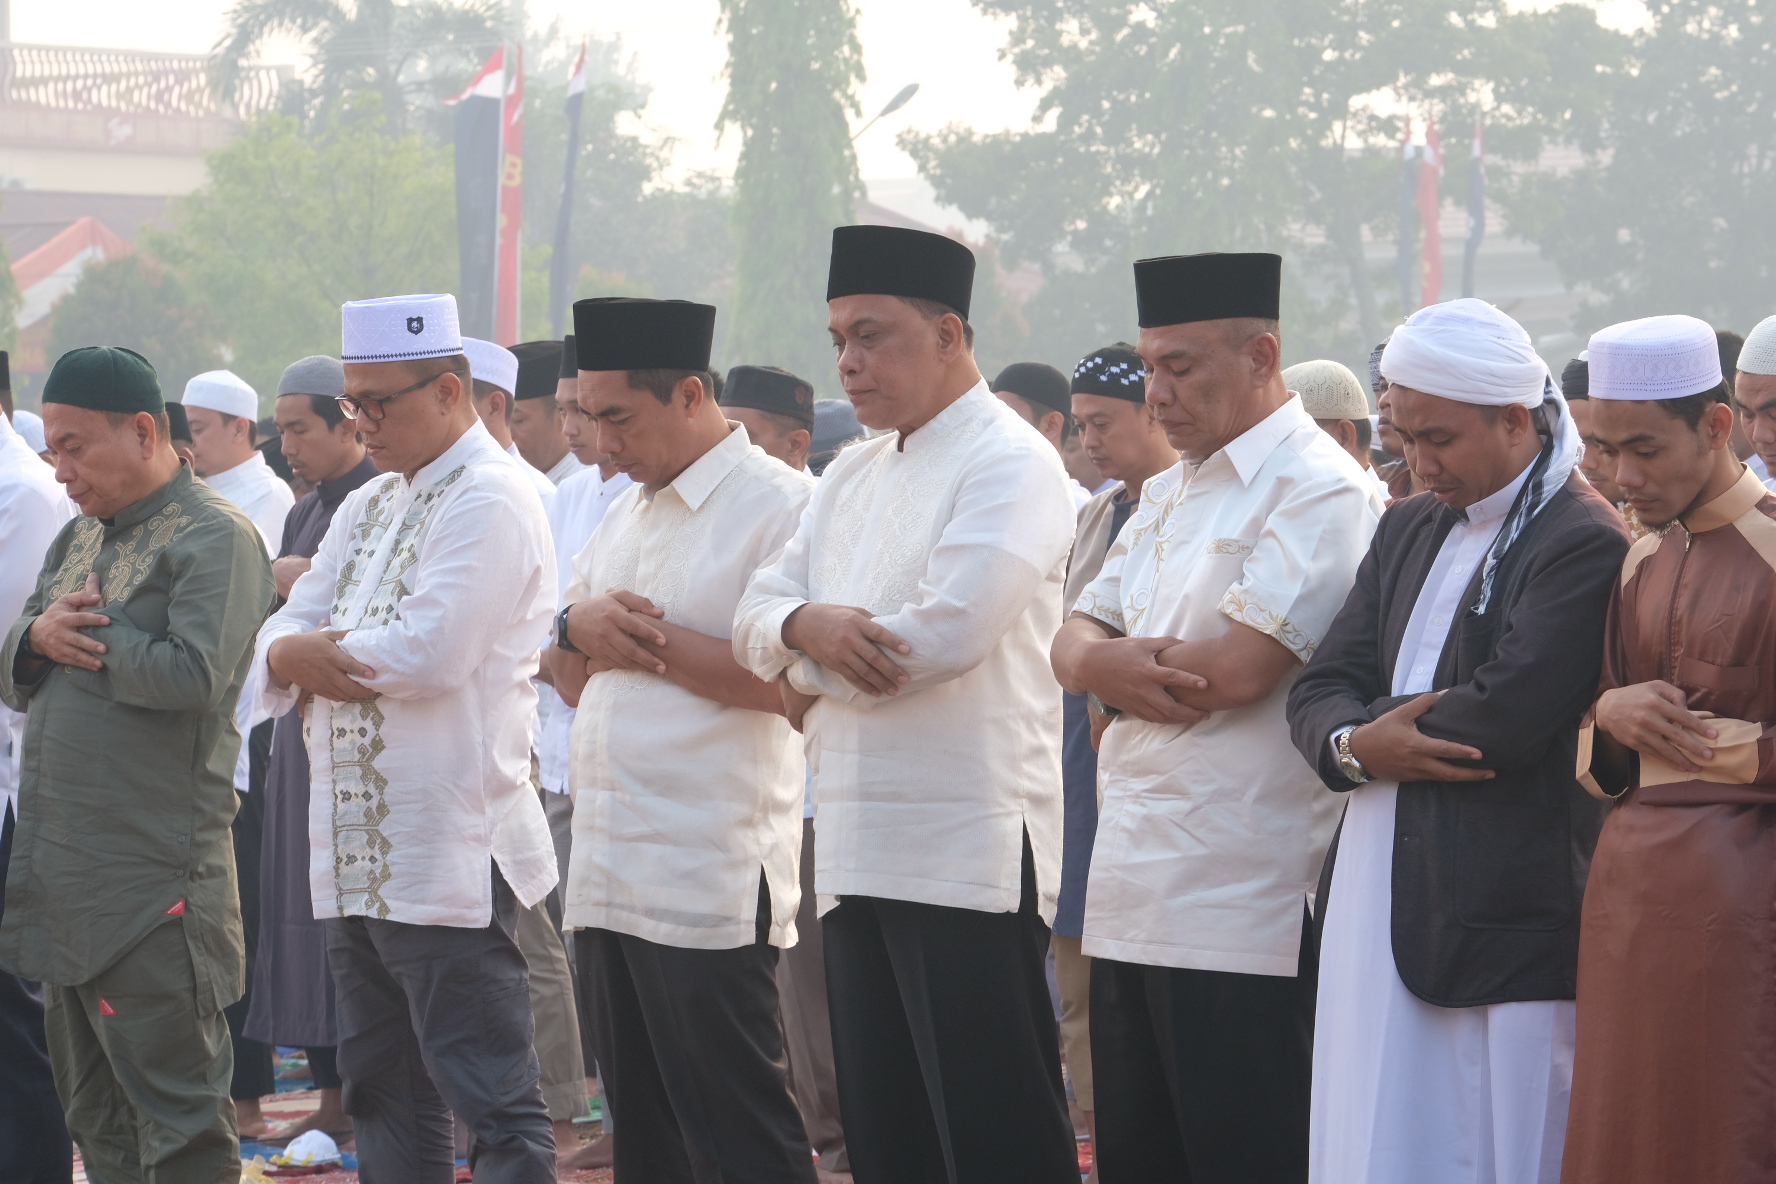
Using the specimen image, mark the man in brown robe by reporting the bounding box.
[1564,313,1776,1184]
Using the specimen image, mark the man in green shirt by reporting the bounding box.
[0,346,275,1182]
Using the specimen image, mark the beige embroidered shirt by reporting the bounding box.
[1076,396,1382,974]
[253,422,558,928]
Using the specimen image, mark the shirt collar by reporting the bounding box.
[1683,463,1769,534]
[898,380,991,454]
[1457,455,1536,529]
[318,454,381,508]
[649,422,751,512]
[412,418,496,487]
[110,461,195,529]
[207,450,270,488]
[1219,395,1316,486]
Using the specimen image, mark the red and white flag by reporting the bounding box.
[1416,119,1443,309]
[495,46,524,345]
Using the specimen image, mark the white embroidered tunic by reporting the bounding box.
[734,382,1077,921]
[1077,396,1382,974]
[562,426,813,949]
[252,421,557,927]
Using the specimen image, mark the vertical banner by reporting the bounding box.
[1461,116,1486,299]
[451,47,505,341]
[550,41,588,341]
[1396,120,1419,316]
[495,45,524,346]
[1416,119,1443,309]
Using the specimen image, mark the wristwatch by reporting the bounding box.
[1086,692,1121,718]
[1334,725,1369,784]
[554,604,580,653]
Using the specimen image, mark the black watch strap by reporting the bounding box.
[554,604,580,653]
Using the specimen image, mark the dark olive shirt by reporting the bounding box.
[0,463,275,1006]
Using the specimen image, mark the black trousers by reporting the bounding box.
[306,1044,342,1091]
[822,836,1077,1184]
[0,803,74,1183]
[577,876,814,1184]
[327,869,554,1184]
[225,719,277,1102]
[1089,909,1318,1184]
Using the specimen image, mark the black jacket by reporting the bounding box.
[1287,473,1630,1006]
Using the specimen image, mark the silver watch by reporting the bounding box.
[1335,726,1369,784]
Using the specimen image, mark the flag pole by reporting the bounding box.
[550,41,588,341]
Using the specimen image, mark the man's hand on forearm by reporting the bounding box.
[781,603,910,697]
[1595,680,1716,774]
[267,628,377,701]
[1053,614,1208,725]
[565,591,668,675]
[1348,692,1493,783]
[25,572,110,673]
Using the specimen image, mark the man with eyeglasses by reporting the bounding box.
[250,294,560,1181]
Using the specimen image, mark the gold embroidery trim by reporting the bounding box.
[1220,587,1316,661]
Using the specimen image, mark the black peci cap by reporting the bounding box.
[165,401,192,443]
[512,340,565,399]
[989,362,1072,416]
[1561,355,1590,400]
[558,335,578,379]
[825,225,975,319]
[1070,344,1148,403]
[1133,252,1281,329]
[722,365,816,427]
[573,299,717,372]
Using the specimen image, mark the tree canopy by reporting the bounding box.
[717,0,866,393]
[47,255,223,399]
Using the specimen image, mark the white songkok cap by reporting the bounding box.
[1284,359,1370,420]
[341,293,462,364]
[1380,298,1547,407]
[1738,314,1776,376]
[182,369,259,420]
[1587,315,1722,400]
[461,337,519,395]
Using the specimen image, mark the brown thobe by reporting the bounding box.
[1564,465,1776,1184]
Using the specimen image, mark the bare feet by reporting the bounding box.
[560,1132,614,1170]
[234,1097,276,1141]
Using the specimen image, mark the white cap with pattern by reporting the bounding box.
[1738,314,1776,377]
[1587,314,1722,400]
[461,337,519,394]
[341,293,463,364]
[182,369,258,419]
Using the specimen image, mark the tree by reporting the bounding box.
[518,36,735,342]
[150,98,456,398]
[903,0,1615,376]
[47,255,223,399]
[1498,0,1776,334]
[212,0,505,136]
[717,0,865,391]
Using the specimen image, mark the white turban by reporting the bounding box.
[1380,298,1548,407]
[1739,314,1776,377]
[1381,298,1581,614]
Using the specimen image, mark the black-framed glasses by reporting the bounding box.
[336,367,465,422]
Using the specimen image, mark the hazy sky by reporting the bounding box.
[13,0,1036,182]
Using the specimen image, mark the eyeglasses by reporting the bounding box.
[336,368,464,422]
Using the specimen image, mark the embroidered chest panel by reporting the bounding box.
[47,502,197,607]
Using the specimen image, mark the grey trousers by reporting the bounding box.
[327,870,554,1184]
[778,818,848,1171]
[513,897,586,1121]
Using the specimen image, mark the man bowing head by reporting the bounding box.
[1050,252,1381,1183]
[735,226,1080,1184]
[1287,299,1630,1184]
[550,298,819,1182]
[254,294,559,1181]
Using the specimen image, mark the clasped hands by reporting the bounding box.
[1593,679,1717,775]
[267,626,376,707]
[1346,693,1493,783]
[26,573,111,672]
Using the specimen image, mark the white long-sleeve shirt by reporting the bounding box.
[564,425,813,949]
[537,465,632,794]
[0,415,73,815]
[734,382,1077,921]
[252,421,557,927]
[204,451,294,557]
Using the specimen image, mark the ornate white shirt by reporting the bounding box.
[1077,396,1383,975]
[563,425,813,949]
[734,382,1077,921]
[253,421,557,927]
